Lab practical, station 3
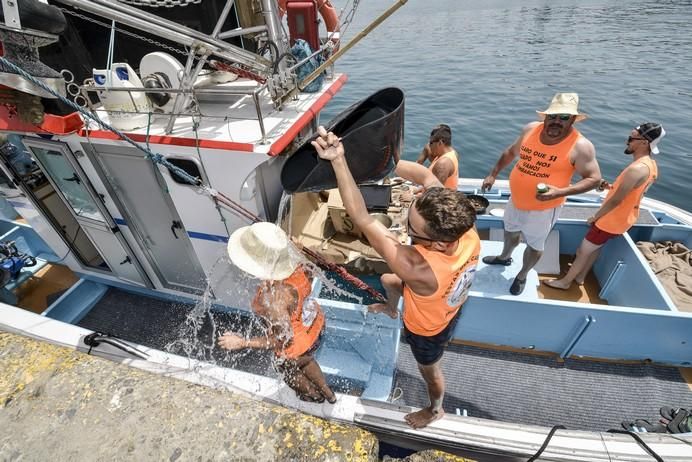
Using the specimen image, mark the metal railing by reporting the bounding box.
[78,83,269,143]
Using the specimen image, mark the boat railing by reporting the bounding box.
[77,83,269,143]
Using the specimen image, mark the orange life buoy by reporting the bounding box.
[316,0,340,33]
[278,0,341,33]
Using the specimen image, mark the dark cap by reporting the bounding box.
[636,123,666,155]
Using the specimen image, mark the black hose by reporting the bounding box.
[606,429,664,462]
[84,332,149,359]
[527,425,566,462]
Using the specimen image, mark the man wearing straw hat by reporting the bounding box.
[312,126,480,429]
[218,221,336,404]
[481,92,601,295]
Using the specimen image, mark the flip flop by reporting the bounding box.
[482,255,513,266]
[509,277,526,295]
[666,408,690,433]
[635,419,668,433]
[660,406,677,421]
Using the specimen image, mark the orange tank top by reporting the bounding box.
[596,157,658,235]
[509,124,580,210]
[430,150,459,190]
[252,267,324,359]
[402,228,480,336]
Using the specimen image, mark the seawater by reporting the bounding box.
[323,0,692,211]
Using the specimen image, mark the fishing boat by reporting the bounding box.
[1,0,691,460]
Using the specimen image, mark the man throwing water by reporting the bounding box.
[312,126,479,429]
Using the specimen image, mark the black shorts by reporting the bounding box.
[403,309,461,366]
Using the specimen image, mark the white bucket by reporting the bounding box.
[93,63,152,131]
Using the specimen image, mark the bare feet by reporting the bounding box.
[404,407,444,429]
[367,303,398,319]
[544,279,572,290]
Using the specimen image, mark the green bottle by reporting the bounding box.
[536,183,549,194]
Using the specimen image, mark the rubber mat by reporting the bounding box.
[393,341,692,431]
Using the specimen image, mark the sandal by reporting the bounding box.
[509,277,526,295]
[482,255,513,266]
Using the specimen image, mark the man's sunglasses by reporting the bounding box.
[406,214,458,243]
[628,136,647,143]
[546,114,572,121]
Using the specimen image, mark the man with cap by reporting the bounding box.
[546,123,664,290]
[481,93,602,295]
[415,124,460,189]
[312,126,480,429]
[217,221,336,404]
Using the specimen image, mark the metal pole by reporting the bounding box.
[282,0,408,104]
[261,0,289,68]
[211,0,236,38]
[218,25,268,40]
[252,87,267,143]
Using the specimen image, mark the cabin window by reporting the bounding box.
[166,158,203,185]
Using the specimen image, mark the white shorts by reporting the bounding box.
[503,198,561,251]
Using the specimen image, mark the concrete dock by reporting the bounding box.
[0,332,473,461]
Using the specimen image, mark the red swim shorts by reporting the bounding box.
[585,224,619,245]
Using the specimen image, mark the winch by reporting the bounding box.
[0,240,37,286]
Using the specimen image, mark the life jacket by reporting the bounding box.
[596,156,658,235]
[509,124,580,210]
[402,228,481,336]
[252,267,324,359]
[430,149,459,190]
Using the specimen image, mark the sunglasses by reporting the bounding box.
[407,215,433,243]
[406,213,458,244]
[546,114,572,121]
[628,136,647,143]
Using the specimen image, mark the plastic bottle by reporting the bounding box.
[536,183,549,194]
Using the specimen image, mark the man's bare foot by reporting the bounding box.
[404,407,444,429]
[367,303,398,319]
[544,279,572,290]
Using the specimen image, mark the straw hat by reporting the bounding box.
[227,222,298,280]
[536,93,587,122]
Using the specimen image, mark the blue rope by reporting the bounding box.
[0,56,201,187]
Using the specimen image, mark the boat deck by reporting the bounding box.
[73,287,692,433]
[393,341,692,432]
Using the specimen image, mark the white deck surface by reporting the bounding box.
[474,240,540,298]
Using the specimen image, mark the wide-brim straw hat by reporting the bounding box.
[227,222,299,280]
[536,92,587,122]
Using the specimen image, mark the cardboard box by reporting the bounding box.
[327,189,362,236]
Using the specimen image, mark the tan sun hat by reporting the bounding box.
[227,222,299,280]
[536,92,587,122]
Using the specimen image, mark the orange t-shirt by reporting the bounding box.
[402,228,480,336]
[509,124,580,210]
[430,149,459,190]
[596,157,658,235]
[252,267,324,359]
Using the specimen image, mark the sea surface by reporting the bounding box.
[322,0,692,211]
